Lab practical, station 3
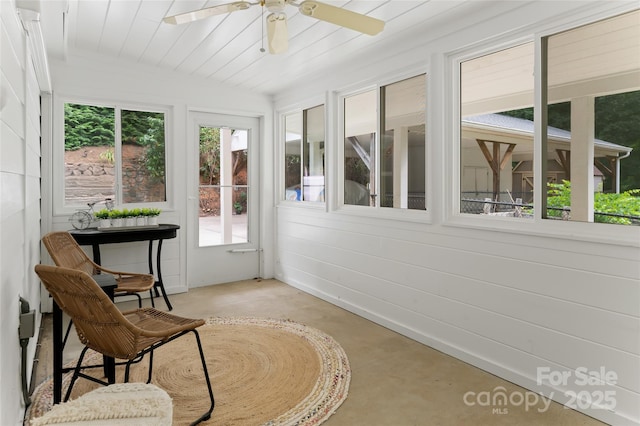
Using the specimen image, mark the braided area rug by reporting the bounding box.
[26,317,351,426]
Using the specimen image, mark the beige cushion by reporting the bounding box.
[30,383,172,426]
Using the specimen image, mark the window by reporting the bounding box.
[199,126,248,246]
[64,102,167,206]
[343,74,426,209]
[543,10,640,225]
[459,42,534,217]
[284,105,325,202]
[344,90,376,206]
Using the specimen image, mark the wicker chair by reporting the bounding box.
[34,264,215,425]
[41,231,155,308]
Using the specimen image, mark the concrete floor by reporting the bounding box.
[32,279,606,425]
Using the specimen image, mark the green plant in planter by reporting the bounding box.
[130,208,142,217]
[94,209,110,220]
[233,202,242,214]
[108,209,123,219]
[121,208,136,218]
[146,208,161,216]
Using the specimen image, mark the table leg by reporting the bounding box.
[91,244,101,265]
[53,302,63,404]
[155,239,173,311]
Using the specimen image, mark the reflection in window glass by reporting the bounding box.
[460,43,534,217]
[303,105,325,202]
[544,10,640,225]
[284,112,301,199]
[381,74,426,209]
[284,106,325,202]
[344,90,376,206]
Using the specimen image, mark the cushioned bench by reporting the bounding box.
[30,383,172,425]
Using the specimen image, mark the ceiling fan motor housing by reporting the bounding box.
[265,0,286,13]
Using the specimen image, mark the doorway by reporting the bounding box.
[187,111,261,287]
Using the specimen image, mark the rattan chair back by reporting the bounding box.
[41,231,96,276]
[35,264,141,359]
[35,264,215,424]
[41,231,155,307]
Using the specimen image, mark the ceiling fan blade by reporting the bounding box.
[267,13,288,54]
[163,1,254,25]
[297,0,384,35]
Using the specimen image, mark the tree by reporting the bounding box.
[139,115,166,182]
[501,90,640,190]
[199,127,221,185]
[64,104,114,150]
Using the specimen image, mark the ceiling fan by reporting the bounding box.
[163,0,385,54]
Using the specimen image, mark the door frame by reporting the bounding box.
[186,110,262,287]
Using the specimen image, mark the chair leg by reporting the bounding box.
[146,350,154,384]
[149,289,155,308]
[64,346,90,402]
[189,329,215,426]
[135,293,142,308]
[62,319,73,349]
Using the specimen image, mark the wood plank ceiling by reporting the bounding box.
[39,0,476,96]
[38,2,638,99]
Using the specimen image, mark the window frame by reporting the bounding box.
[336,70,431,223]
[444,5,640,246]
[53,95,172,217]
[282,103,326,205]
[278,95,328,210]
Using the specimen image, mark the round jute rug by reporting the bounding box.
[26,317,351,426]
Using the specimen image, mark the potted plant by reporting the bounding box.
[130,208,146,226]
[109,209,124,227]
[146,208,161,226]
[121,208,136,227]
[94,209,111,228]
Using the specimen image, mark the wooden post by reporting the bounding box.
[476,140,516,208]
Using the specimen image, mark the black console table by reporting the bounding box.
[69,224,179,311]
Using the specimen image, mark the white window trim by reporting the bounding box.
[443,6,640,248]
[53,94,173,217]
[334,70,433,225]
[277,94,327,210]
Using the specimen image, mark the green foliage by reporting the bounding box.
[595,92,640,192]
[547,181,640,224]
[199,127,221,185]
[501,91,640,191]
[108,209,124,219]
[65,105,166,183]
[93,209,110,219]
[64,104,115,150]
[138,115,166,182]
[142,208,161,216]
[99,148,115,163]
[121,110,161,145]
[546,181,572,219]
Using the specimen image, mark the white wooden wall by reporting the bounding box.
[0,1,44,423]
[273,2,640,425]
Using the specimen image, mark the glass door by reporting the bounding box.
[187,111,260,287]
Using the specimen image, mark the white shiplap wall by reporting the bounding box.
[273,2,640,425]
[0,1,44,424]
